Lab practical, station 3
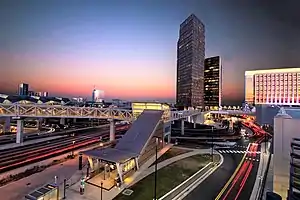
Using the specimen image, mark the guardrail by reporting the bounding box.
[257,142,272,200]
[158,162,214,200]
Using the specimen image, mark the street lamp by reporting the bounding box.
[72,141,75,157]
[211,127,214,163]
[100,181,103,200]
[154,137,159,200]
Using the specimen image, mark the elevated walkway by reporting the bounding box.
[82,110,164,185]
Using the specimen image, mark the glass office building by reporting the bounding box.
[176,14,205,108]
[245,68,300,106]
[18,83,29,96]
[204,56,222,110]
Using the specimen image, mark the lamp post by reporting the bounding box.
[72,141,75,157]
[154,137,159,200]
[100,181,103,200]
[211,127,214,163]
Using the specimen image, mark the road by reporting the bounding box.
[216,143,260,200]
[0,125,129,173]
[183,137,250,200]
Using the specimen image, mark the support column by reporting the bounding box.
[16,120,24,143]
[192,116,197,128]
[3,117,11,133]
[181,119,184,135]
[108,119,115,141]
[87,157,94,170]
[73,118,77,123]
[116,163,124,183]
[36,118,43,130]
[60,118,66,125]
[135,157,139,170]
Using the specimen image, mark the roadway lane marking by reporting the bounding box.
[215,143,251,200]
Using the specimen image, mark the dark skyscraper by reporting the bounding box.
[204,56,222,109]
[18,83,29,96]
[176,14,205,109]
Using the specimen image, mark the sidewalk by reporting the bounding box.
[0,156,85,200]
[64,146,214,200]
[250,142,271,200]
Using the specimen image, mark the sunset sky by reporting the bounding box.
[0,0,299,104]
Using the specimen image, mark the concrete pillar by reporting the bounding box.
[116,163,124,183]
[3,117,11,133]
[181,119,184,135]
[36,118,43,130]
[60,118,66,125]
[108,119,115,141]
[16,120,24,143]
[135,158,139,170]
[192,115,197,128]
[73,118,77,123]
[87,157,94,170]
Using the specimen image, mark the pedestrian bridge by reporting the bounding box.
[208,110,255,115]
[0,103,203,122]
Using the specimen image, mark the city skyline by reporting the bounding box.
[1,1,299,105]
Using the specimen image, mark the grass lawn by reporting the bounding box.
[151,147,192,167]
[114,154,214,200]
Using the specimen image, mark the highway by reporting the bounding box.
[0,125,129,173]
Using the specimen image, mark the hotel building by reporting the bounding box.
[204,56,222,110]
[245,68,300,106]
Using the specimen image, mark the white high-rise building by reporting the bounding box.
[92,89,104,103]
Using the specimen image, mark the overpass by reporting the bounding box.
[208,110,255,116]
[0,103,203,122]
[0,103,204,144]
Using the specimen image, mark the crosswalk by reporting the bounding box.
[218,150,261,154]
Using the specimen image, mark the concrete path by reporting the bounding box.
[65,146,214,200]
[0,156,84,200]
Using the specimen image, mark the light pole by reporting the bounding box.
[72,141,75,157]
[211,127,214,163]
[100,181,103,200]
[154,137,159,200]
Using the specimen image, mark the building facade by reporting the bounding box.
[245,68,300,106]
[273,108,300,199]
[92,89,104,103]
[204,56,222,110]
[18,83,29,96]
[176,14,205,108]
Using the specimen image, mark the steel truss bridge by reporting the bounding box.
[0,103,203,122]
